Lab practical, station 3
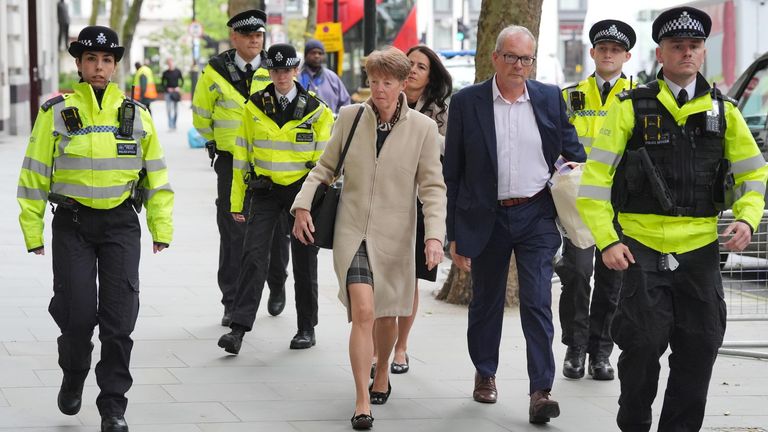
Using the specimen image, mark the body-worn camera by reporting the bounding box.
[205,141,217,166]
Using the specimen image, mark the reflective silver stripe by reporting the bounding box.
[254,75,271,82]
[51,183,131,199]
[52,103,71,155]
[145,158,167,172]
[196,127,213,135]
[732,155,767,175]
[131,109,146,147]
[54,155,143,171]
[589,147,622,168]
[254,160,310,172]
[252,139,322,152]
[234,159,251,171]
[735,181,768,200]
[235,137,249,149]
[579,136,593,149]
[17,185,48,200]
[191,105,212,118]
[216,100,241,109]
[209,82,223,94]
[22,157,52,177]
[578,184,612,200]
[146,183,173,199]
[316,140,328,151]
[213,119,241,129]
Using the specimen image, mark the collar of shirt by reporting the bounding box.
[234,53,261,72]
[491,74,530,104]
[664,78,696,101]
[594,73,621,90]
[275,85,298,103]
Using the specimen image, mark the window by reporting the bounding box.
[739,66,768,135]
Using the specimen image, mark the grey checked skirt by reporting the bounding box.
[346,241,374,286]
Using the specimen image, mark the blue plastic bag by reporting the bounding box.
[187,127,206,148]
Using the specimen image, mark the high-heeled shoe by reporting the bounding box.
[370,362,376,379]
[390,353,409,374]
[351,412,374,430]
[369,381,392,405]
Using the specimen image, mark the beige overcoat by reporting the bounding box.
[291,96,447,320]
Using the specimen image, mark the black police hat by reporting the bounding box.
[263,44,301,69]
[68,26,124,61]
[589,19,636,51]
[652,6,711,43]
[227,9,267,33]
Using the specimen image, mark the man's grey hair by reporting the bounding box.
[495,25,537,52]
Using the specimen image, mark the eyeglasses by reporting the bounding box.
[500,53,536,66]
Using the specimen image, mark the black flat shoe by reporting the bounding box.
[390,353,409,374]
[351,412,374,430]
[369,381,392,405]
[370,362,376,379]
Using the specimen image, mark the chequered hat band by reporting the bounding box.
[231,16,266,30]
[657,11,705,40]
[264,58,300,68]
[594,25,630,47]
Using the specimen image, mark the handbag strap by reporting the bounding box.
[332,106,365,179]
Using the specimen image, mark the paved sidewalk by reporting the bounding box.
[0,101,767,431]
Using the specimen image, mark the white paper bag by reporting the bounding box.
[549,162,596,249]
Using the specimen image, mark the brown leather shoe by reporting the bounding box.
[473,372,497,403]
[529,389,560,424]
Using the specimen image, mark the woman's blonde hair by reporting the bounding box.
[365,46,411,82]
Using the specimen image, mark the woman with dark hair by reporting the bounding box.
[371,45,452,377]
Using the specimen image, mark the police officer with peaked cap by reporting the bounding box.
[577,6,768,431]
[556,18,635,384]
[17,25,174,432]
[192,9,292,327]
[217,43,334,354]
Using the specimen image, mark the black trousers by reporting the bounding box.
[214,152,289,312]
[50,201,140,417]
[613,237,726,432]
[556,236,622,357]
[230,179,319,331]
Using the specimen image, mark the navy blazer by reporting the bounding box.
[443,78,586,258]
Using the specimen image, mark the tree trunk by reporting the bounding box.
[228,0,265,16]
[437,0,543,307]
[89,0,100,26]
[305,0,317,41]
[121,0,145,84]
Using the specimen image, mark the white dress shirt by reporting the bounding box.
[664,78,696,103]
[492,75,550,200]
[275,85,298,104]
[234,52,262,72]
[595,73,621,92]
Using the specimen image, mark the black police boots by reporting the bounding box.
[101,415,129,432]
[588,355,615,380]
[218,325,246,355]
[562,346,587,379]
[57,372,86,415]
[267,285,286,316]
[289,329,316,349]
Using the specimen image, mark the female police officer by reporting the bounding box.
[17,26,174,432]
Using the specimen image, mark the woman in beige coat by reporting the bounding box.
[292,47,446,430]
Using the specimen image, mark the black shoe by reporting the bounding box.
[57,372,86,416]
[221,311,232,327]
[101,415,129,432]
[289,329,316,349]
[588,355,615,381]
[267,286,286,316]
[390,353,409,374]
[369,381,392,405]
[562,345,586,379]
[218,327,245,355]
[351,412,374,430]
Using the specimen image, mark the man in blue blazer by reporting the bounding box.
[444,25,586,425]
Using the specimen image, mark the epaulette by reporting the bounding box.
[618,83,659,102]
[617,90,632,101]
[132,100,148,111]
[562,82,579,91]
[711,87,737,105]
[41,95,66,112]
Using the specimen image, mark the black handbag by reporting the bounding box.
[169,91,181,102]
[310,106,365,249]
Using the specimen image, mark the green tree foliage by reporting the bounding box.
[195,0,229,42]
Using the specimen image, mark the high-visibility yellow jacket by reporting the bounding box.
[577,76,767,253]
[17,81,174,250]
[562,75,633,154]
[191,49,271,154]
[230,83,334,212]
[133,65,158,100]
